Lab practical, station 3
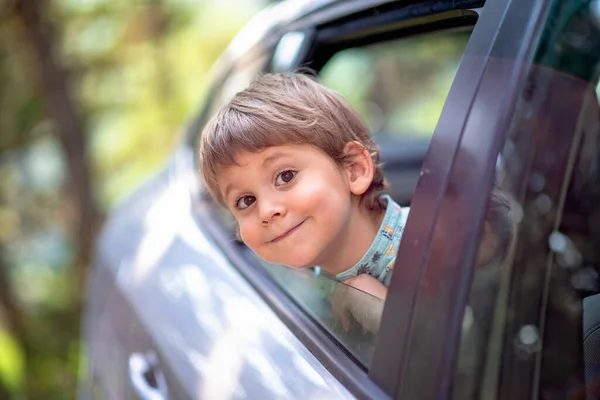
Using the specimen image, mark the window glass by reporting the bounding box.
[204,28,472,370]
[319,30,469,139]
[453,1,600,398]
[259,260,383,367]
[215,218,384,368]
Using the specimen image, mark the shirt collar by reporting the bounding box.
[335,194,404,282]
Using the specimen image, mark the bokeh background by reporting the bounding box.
[0,0,271,398]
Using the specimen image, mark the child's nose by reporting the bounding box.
[259,199,286,225]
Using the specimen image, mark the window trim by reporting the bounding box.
[303,5,480,74]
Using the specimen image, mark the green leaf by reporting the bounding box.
[0,328,24,393]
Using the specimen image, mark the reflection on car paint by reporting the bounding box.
[119,175,355,398]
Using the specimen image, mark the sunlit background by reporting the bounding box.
[0,0,270,398]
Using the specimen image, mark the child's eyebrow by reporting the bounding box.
[262,151,291,167]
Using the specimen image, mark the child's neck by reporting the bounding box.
[319,202,386,276]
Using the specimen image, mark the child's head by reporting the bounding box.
[199,73,388,210]
[199,73,389,271]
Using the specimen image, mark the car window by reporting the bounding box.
[319,31,470,206]
[216,28,473,370]
[197,52,386,367]
[453,1,600,398]
[259,260,383,367]
[319,30,469,140]
[200,22,474,373]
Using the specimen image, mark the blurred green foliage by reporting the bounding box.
[320,32,469,138]
[0,330,23,393]
[0,0,268,398]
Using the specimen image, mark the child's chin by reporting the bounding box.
[282,258,315,269]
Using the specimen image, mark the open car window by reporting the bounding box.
[320,30,470,206]
[320,30,470,140]
[258,261,383,367]
[194,9,484,392]
[202,24,475,372]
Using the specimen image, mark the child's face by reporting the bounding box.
[216,144,357,269]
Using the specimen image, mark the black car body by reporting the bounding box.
[80,0,600,399]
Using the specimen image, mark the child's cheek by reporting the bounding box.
[294,173,346,209]
[295,182,328,206]
[237,220,257,248]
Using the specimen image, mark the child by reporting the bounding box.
[198,72,404,301]
[198,72,515,311]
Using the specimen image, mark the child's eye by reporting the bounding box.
[275,170,297,186]
[235,195,256,210]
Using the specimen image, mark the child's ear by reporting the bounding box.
[342,141,374,196]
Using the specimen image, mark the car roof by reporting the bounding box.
[195,0,401,126]
[223,0,398,62]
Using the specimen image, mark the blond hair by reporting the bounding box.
[199,72,388,210]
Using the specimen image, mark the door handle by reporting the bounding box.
[128,351,168,400]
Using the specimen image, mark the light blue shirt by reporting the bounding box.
[335,195,409,287]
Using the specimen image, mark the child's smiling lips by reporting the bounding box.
[269,219,307,243]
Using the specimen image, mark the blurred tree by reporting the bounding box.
[0,0,99,397]
[15,0,102,287]
[0,0,267,398]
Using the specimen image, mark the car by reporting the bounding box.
[79,0,600,399]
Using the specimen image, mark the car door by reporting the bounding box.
[84,168,202,400]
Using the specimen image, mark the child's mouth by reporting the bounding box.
[269,219,306,243]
